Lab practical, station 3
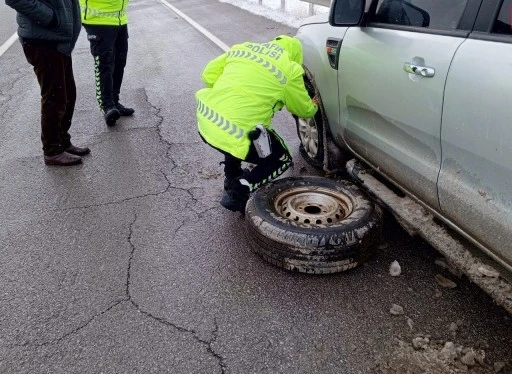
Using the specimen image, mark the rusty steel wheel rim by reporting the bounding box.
[274,186,353,227]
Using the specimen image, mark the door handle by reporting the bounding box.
[404,63,435,77]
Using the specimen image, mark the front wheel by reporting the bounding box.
[296,114,324,170]
[295,77,325,170]
[245,176,383,274]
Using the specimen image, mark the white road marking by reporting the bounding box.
[0,33,18,58]
[158,0,230,52]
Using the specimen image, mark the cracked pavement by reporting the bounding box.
[0,0,511,373]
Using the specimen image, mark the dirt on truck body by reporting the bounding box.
[346,159,512,316]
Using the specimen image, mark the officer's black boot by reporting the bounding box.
[223,169,251,191]
[116,103,135,116]
[103,106,120,126]
[224,177,237,191]
[220,179,250,214]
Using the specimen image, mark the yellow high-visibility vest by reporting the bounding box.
[80,0,128,26]
[196,36,318,160]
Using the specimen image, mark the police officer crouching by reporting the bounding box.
[196,35,319,213]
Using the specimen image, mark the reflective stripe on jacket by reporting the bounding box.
[196,40,318,160]
[80,0,128,25]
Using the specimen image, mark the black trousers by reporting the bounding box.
[84,24,128,109]
[22,42,76,156]
[223,129,292,191]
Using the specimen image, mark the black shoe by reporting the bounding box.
[65,144,91,156]
[220,191,249,214]
[224,178,238,192]
[116,103,135,116]
[104,106,121,126]
[44,152,82,166]
[220,181,250,214]
[224,169,251,191]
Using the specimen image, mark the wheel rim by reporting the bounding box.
[298,117,319,159]
[274,186,353,227]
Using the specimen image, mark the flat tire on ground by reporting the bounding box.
[245,176,383,274]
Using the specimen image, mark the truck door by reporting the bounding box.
[438,0,512,267]
[335,0,474,210]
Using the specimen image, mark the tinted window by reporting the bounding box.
[493,0,512,35]
[370,0,469,30]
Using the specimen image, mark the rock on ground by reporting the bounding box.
[375,338,508,373]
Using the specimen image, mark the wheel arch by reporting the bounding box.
[296,24,348,139]
[301,67,353,175]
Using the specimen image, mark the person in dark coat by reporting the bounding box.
[5,0,90,166]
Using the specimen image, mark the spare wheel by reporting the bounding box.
[245,176,383,274]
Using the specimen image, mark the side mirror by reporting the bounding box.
[329,0,365,26]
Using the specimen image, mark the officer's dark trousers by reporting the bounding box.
[22,41,76,156]
[223,129,292,191]
[84,24,128,109]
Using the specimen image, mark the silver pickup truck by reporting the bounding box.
[294,0,512,311]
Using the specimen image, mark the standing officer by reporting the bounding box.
[6,0,89,166]
[196,35,318,213]
[80,0,134,126]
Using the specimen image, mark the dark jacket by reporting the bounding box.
[5,0,81,55]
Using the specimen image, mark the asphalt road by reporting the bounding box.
[0,2,16,40]
[0,0,511,373]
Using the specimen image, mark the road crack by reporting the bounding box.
[7,300,127,348]
[125,213,227,373]
[142,87,176,162]
[7,213,227,374]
